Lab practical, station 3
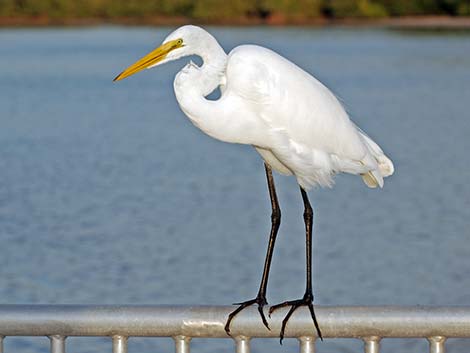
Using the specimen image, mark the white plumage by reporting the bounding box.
[115,25,393,189]
[222,44,394,188]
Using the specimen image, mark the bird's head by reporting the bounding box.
[113,25,209,82]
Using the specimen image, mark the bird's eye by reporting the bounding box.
[177,39,183,45]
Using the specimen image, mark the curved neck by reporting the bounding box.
[198,52,227,97]
[174,38,227,98]
[173,38,234,142]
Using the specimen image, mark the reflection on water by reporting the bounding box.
[0,26,470,352]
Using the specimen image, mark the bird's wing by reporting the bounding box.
[226,45,371,169]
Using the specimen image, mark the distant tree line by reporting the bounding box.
[1,0,469,20]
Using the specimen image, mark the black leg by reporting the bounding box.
[269,186,322,343]
[224,163,281,335]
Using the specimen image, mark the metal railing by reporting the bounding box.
[1,305,469,353]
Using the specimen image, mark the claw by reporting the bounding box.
[268,300,288,317]
[258,305,271,330]
[225,296,270,335]
[307,302,322,341]
[269,295,322,344]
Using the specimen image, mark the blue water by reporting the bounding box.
[1,25,470,352]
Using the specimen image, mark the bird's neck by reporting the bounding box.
[173,40,240,143]
[174,40,227,97]
[198,44,227,96]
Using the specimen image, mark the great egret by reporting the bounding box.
[114,25,394,342]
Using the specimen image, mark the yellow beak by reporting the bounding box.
[114,39,183,81]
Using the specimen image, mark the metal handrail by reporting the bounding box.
[0,305,469,353]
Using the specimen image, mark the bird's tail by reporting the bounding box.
[357,128,394,188]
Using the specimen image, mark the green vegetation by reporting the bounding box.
[0,0,469,22]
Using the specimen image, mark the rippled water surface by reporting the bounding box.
[1,26,470,352]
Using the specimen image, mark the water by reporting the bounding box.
[0,25,469,352]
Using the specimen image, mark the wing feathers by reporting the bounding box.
[226,45,394,189]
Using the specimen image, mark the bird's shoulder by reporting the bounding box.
[228,44,278,59]
[226,44,293,79]
[224,45,288,104]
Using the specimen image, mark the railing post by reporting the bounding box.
[235,336,251,353]
[428,336,446,353]
[174,335,191,353]
[298,336,315,353]
[112,335,128,353]
[363,336,381,353]
[49,335,66,353]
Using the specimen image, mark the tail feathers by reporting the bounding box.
[357,126,394,188]
[361,170,383,188]
[376,154,394,177]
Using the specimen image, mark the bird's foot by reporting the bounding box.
[268,291,322,344]
[224,295,270,335]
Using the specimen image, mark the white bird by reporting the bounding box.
[114,25,394,342]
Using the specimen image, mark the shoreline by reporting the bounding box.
[1,15,470,29]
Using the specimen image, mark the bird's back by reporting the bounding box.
[224,45,393,189]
